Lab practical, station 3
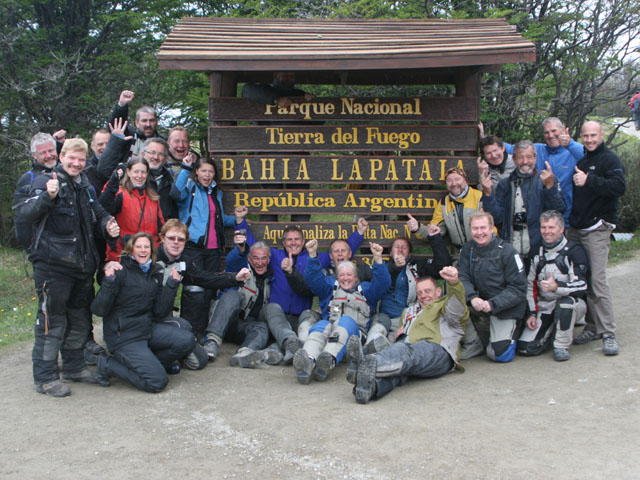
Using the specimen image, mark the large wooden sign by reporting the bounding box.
[222,189,446,216]
[209,124,477,152]
[214,155,478,184]
[210,96,478,122]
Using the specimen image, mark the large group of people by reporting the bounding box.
[13,87,626,404]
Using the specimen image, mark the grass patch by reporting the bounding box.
[0,248,36,347]
[608,230,640,265]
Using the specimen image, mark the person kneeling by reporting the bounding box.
[346,267,468,404]
[293,239,391,384]
[91,233,195,392]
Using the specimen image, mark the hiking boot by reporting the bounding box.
[354,356,377,404]
[63,368,108,387]
[313,351,335,382]
[573,329,600,345]
[346,335,363,385]
[230,348,267,368]
[363,335,391,355]
[203,339,219,360]
[283,337,303,365]
[84,339,107,366]
[293,349,314,385]
[602,334,619,356]
[96,355,111,387]
[166,362,181,375]
[182,343,208,370]
[553,348,570,362]
[36,379,71,398]
[261,343,284,365]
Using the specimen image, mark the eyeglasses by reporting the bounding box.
[165,235,187,243]
[145,150,167,158]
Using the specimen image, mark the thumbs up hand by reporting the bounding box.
[46,172,59,199]
[540,161,555,188]
[573,165,588,187]
[540,271,558,292]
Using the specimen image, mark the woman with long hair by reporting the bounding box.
[91,233,196,392]
[170,155,247,336]
[100,157,164,262]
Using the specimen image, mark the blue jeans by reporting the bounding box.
[373,340,454,399]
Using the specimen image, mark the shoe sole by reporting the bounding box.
[293,349,313,385]
[313,352,334,382]
[265,350,283,365]
[553,350,570,362]
[354,357,377,404]
[230,351,267,368]
[283,338,303,365]
[346,336,363,385]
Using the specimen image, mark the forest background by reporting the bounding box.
[1,0,640,246]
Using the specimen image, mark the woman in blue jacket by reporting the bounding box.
[170,156,247,336]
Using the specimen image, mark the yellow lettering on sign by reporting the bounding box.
[349,159,363,181]
[296,158,310,180]
[419,160,433,181]
[221,158,234,181]
[261,158,275,181]
[401,159,416,181]
[331,127,359,145]
[385,159,398,181]
[240,158,253,180]
[369,158,383,181]
[331,158,343,181]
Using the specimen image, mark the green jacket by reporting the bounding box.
[402,279,469,365]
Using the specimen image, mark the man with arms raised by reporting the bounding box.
[109,89,163,158]
[244,218,369,363]
[346,265,468,404]
[204,233,281,368]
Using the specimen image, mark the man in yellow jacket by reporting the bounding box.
[421,167,484,256]
[346,266,468,404]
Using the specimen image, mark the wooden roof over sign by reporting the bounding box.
[157,17,536,82]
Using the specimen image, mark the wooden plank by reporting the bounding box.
[221,188,446,215]
[209,96,478,122]
[209,125,477,152]
[214,155,479,184]
[222,221,438,248]
[159,50,537,72]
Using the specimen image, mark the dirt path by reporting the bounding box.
[1,256,639,480]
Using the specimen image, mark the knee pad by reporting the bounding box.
[555,297,576,331]
[490,339,516,363]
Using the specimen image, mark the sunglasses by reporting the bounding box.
[165,235,187,243]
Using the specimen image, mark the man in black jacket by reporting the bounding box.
[568,120,626,355]
[13,133,59,248]
[457,212,527,362]
[22,138,120,397]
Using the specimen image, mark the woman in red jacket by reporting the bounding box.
[100,157,164,262]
